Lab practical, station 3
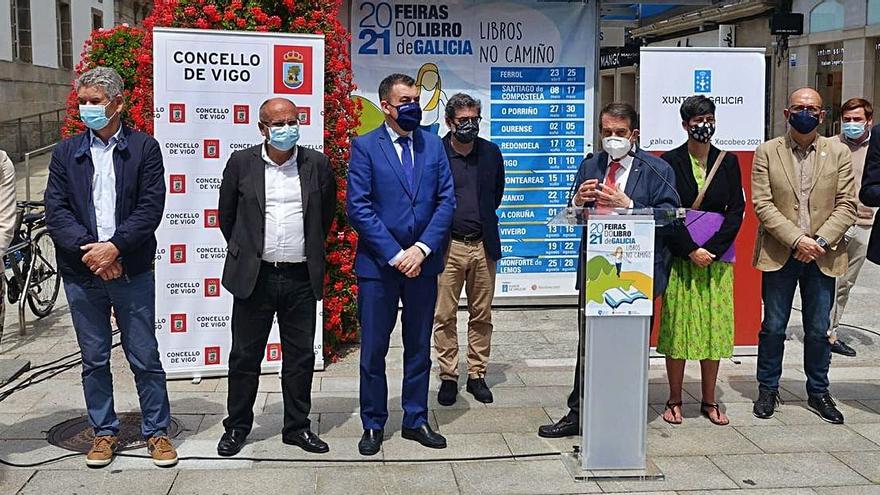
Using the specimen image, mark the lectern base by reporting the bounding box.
[561,452,665,482]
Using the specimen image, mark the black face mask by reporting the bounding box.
[453,119,479,144]
[687,122,716,143]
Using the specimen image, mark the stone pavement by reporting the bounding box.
[0,260,878,495]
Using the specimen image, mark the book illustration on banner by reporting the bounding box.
[603,287,648,309]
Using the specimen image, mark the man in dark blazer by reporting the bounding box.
[861,123,880,265]
[433,92,505,407]
[216,97,336,456]
[538,102,679,438]
[347,73,456,455]
[45,66,176,468]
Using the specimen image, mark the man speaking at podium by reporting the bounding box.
[538,102,679,438]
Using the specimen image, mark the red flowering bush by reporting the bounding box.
[63,0,360,360]
[62,25,147,136]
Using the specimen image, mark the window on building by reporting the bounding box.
[10,0,32,63]
[57,1,72,69]
[870,0,880,25]
[92,8,103,31]
[810,0,844,33]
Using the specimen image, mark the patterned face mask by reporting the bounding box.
[687,121,716,143]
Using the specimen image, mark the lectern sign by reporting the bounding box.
[584,218,654,317]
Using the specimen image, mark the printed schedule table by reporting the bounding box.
[490,66,586,276]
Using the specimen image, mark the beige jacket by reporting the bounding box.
[751,135,857,277]
[0,151,15,253]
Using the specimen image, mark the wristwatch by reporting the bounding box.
[815,236,829,249]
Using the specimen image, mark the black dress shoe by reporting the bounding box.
[466,377,493,403]
[537,414,578,438]
[438,379,458,406]
[808,392,844,424]
[401,423,447,449]
[831,339,857,357]
[283,429,330,454]
[753,389,780,419]
[358,429,383,456]
[217,429,248,457]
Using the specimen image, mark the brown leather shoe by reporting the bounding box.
[147,435,179,467]
[86,435,118,468]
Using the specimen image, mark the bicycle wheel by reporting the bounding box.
[27,231,60,318]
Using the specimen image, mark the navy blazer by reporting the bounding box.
[346,125,456,279]
[45,126,165,278]
[442,133,505,261]
[861,126,880,264]
[570,149,679,296]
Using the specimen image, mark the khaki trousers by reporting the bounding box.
[433,240,496,381]
[829,224,871,339]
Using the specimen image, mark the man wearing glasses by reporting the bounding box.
[433,93,505,406]
[216,97,337,456]
[751,87,856,424]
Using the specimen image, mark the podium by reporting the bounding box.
[549,206,682,481]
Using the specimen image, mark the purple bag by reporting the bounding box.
[684,210,735,263]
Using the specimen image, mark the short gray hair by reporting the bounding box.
[445,93,481,121]
[75,67,124,99]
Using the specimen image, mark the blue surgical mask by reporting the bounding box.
[394,102,422,132]
[79,102,114,131]
[788,109,820,134]
[266,124,300,151]
[842,122,866,140]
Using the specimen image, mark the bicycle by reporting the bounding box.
[0,200,61,345]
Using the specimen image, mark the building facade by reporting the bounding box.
[788,0,880,137]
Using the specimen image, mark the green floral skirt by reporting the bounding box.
[657,258,734,360]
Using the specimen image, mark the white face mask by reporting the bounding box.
[602,136,632,160]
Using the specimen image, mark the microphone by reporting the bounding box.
[566,152,594,207]
[626,149,683,209]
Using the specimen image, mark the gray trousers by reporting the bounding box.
[829,225,871,340]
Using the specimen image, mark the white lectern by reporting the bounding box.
[550,206,681,481]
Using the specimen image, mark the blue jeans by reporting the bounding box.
[63,270,170,438]
[757,258,834,395]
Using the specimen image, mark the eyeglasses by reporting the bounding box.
[789,105,822,116]
[454,116,481,125]
[261,120,300,128]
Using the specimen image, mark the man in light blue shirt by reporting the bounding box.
[45,67,175,468]
[90,126,121,242]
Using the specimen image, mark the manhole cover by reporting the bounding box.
[47,413,183,453]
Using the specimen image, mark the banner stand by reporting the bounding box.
[153,28,326,379]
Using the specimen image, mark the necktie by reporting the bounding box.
[397,136,414,189]
[605,160,622,188]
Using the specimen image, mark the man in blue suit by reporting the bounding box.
[347,73,456,455]
[538,102,679,438]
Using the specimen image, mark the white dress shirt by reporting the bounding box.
[91,126,122,242]
[606,153,635,193]
[261,145,306,263]
[384,124,431,265]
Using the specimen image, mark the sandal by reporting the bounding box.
[701,402,730,426]
[663,401,683,425]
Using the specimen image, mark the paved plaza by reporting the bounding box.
[2,154,880,493]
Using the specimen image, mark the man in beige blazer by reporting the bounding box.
[0,150,17,253]
[751,87,857,424]
[0,150,17,320]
